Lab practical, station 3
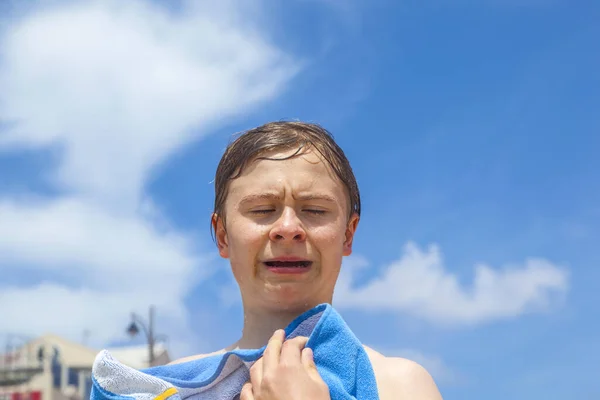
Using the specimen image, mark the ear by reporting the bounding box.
[342,213,359,256]
[212,213,229,259]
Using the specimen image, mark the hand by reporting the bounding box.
[240,329,331,400]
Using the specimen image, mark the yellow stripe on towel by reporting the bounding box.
[154,387,178,400]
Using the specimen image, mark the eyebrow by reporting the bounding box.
[294,193,337,203]
[238,193,282,205]
[238,192,338,206]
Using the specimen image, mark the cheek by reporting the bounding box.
[228,223,268,259]
[312,223,346,248]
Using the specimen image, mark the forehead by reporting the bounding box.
[226,148,348,205]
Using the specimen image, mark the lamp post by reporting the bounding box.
[126,305,162,367]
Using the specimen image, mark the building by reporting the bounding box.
[0,335,170,400]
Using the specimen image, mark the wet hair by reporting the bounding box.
[211,121,360,239]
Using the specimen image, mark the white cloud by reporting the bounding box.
[0,0,298,354]
[334,242,569,325]
[0,284,176,344]
[0,196,207,291]
[0,0,296,209]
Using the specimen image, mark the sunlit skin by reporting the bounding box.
[174,147,443,399]
[214,148,358,319]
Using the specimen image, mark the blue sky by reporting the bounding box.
[1,0,598,399]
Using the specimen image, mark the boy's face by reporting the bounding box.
[214,148,359,311]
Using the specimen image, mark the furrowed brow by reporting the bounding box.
[294,193,337,203]
[238,193,282,206]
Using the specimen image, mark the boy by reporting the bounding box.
[173,121,442,400]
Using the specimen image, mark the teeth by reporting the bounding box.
[265,261,310,268]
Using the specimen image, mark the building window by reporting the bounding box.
[68,368,79,387]
[51,347,61,389]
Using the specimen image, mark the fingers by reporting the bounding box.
[240,382,254,400]
[301,347,320,379]
[249,356,263,387]
[279,336,309,366]
[260,331,310,377]
[262,329,285,372]
[301,347,315,369]
[245,332,323,399]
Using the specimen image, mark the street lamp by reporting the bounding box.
[127,305,165,367]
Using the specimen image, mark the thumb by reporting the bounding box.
[301,347,320,378]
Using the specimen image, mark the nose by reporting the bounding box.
[269,207,306,242]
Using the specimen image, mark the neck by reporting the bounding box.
[232,301,327,349]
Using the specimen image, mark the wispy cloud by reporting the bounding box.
[334,242,569,325]
[0,0,298,352]
[0,0,296,208]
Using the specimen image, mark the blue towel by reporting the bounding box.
[91,303,379,400]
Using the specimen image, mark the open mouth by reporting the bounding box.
[264,261,312,268]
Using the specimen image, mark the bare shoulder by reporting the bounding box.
[363,346,443,400]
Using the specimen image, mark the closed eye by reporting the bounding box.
[250,209,275,215]
[249,208,326,216]
[304,209,326,215]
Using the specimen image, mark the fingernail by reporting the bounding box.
[303,347,314,361]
